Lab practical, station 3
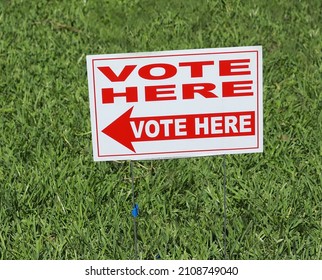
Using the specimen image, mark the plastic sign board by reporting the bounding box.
[87,46,263,161]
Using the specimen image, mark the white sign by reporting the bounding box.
[86,46,263,161]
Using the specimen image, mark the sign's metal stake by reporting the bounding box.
[130,161,139,259]
[223,155,227,259]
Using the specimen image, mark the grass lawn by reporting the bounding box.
[0,0,321,259]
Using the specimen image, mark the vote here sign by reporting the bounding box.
[86,46,263,161]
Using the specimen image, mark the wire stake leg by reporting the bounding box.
[223,155,227,260]
[130,161,139,259]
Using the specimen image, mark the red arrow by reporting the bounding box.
[102,107,136,152]
[102,107,255,153]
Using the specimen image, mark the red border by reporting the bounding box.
[91,49,261,159]
[92,59,101,157]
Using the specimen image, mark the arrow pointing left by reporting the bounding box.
[101,107,136,153]
[102,106,255,153]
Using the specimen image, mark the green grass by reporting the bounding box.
[0,0,321,259]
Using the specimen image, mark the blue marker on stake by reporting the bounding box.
[131,203,139,218]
